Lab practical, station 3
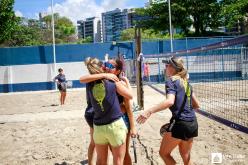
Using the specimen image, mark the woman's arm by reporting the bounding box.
[115,80,133,100]
[124,98,137,137]
[136,94,175,124]
[121,76,131,89]
[118,77,136,136]
[192,93,200,109]
[53,75,58,82]
[79,73,119,83]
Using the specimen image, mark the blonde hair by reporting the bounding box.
[172,57,188,80]
[85,57,104,74]
[170,57,189,89]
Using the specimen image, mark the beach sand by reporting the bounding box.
[0,86,247,165]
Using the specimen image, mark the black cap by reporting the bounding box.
[162,57,181,71]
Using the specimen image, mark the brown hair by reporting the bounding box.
[85,57,104,74]
[114,58,123,71]
[58,68,63,72]
[107,57,124,77]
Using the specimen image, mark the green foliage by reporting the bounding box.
[184,0,221,35]
[6,25,44,46]
[120,28,184,41]
[1,12,77,47]
[43,13,76,42]
[135,0,222,36]
[135,2,168,32]
[78,36,93,44]
[0,0,20,44]
[220,0,248,33]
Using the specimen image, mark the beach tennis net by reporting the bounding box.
[141,35,248,131]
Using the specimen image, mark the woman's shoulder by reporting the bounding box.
[166,77,179,84]
[166,76,187,89]
[86,80,102,87]
[170,76,181,82]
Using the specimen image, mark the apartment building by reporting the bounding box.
[102,8,133,42]
[77,17,101,42]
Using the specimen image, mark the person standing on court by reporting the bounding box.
[137,56,200,165]
[80,58,137,165]
[54,68,67,105]
[84,57,133,165]
[143,62,150,82]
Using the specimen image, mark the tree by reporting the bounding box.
[120,28,184,41]
[42,13,76,43]
[135,0,221,36]
[56,16,75,40]
[0,0,19,44]
[220,0,248,33]
[135,2,168,32]
[6,25,45,47]
[184,0,221,35]
[78,36,93,44]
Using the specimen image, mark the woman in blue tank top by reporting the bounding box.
[53,68,67,105]
[80,58,137,165]
[105,59,136,165]
[137,56,200,165]
[82,57,133,165]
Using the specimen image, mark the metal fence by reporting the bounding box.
[127,35,248,133]
[143,47,247,82]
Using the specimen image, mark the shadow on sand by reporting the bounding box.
[54,159,88,165]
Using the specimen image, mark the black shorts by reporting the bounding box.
[169,118,198,141]
[58,84,66,92]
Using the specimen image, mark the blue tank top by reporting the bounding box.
[166,77,196,121]
[85,83,94,117]
[86,80,123,125]
[54,74,66,83]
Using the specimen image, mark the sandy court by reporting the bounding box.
[0,85,247,165]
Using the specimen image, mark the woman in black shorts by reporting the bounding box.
[54,68,67,105]
[137,56,200,165]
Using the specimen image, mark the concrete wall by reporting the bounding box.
[0,37,236,92]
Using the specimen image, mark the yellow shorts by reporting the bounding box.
[93,118,128,147]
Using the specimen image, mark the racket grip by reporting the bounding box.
[132,138,137,163]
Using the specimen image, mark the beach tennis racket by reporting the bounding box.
[66,81,73,88]
[160,123,170,137]
[131,137,137,163]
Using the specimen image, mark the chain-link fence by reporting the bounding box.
[127,35,248,133]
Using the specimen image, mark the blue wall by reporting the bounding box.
[0,37,233,66]
[1,37,240,93]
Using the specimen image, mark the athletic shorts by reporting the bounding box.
[58,83,66,92]
[93,118,128,147]
[168,118,198,141]
[122,113,130,130]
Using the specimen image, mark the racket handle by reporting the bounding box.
[132,138,137,163]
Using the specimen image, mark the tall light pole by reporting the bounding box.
[168,0,173,52]
[51,0,57,89]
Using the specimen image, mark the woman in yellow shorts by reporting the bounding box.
[83,57,133,165]
[80,57,136,165]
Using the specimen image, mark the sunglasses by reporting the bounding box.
[104,62,116,69]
